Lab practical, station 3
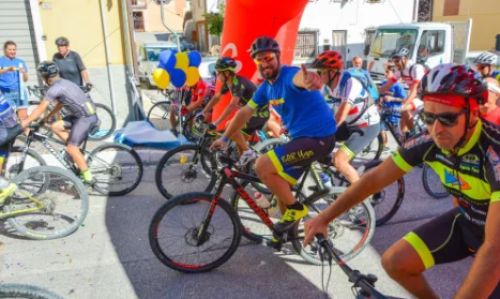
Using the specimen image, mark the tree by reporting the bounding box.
[204,3,225,38]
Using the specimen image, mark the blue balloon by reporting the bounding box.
[170,68,186,88]
[188,51,202,68]
[159,50,176,71]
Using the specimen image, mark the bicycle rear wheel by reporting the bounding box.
[292,190,376,265]
[87,143,143,196]
[3,166,89,240]
[422,164,449,199]
[149,192,242,273]
[88,103,116,140]
[0,284,65,299]
[147,101,171,131]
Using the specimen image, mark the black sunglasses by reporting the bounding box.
[422,110,467,127]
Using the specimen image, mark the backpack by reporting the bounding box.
[408,54,431,81]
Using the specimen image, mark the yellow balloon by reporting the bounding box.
[174,52,189,71]
[185,66,200,87]
[152,68,170,89]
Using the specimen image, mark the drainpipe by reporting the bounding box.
[413,0,420,22]
[160,0,181,51]
[121,0,133,76]
[99,0,117,117]
[124,0,140,81]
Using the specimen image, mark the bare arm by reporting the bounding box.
[81,70,89,85]
[378,80,396,93]
[292,64,323,90]
[23,100,51,125]
[334,102,351,126]
[202,93,222,114]
[186,97,204,112]
[214,96,240,124]
[222,105,255,139]
[403,84,418,106]
[45,102,64,120]
[453,201,500,299]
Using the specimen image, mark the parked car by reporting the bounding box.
[138,42,178,88]
[168,34,196,52]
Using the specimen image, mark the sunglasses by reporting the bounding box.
[476,64,489,71]
[392,58,402,64]
[422,110,467,127]
[254,53,276,65]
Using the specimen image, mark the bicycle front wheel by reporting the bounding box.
[292,190,376,265]
[88,103,116,140]
[87,143,143,196]
[3,166,89,240]
[147,101,171,131]
[149,192,242,273]
[0,284,65,299]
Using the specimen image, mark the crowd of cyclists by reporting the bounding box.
[2,31,500,298]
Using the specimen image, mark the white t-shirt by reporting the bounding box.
[392,63,426,88]
[332,75,380,126]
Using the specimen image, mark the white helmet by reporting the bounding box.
[474,52,498,65]
[390,48,410,59]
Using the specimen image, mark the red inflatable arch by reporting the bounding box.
[212,0,309,128]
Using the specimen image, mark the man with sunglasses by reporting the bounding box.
[379,47,425,141]
[474,52,500,83]
[304,63,500,299]
[210,36,336,239]
[201,57,269,166]
[308,50,380,184]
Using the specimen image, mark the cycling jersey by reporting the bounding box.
[249,66,337,139]
[44,78,96,118]
[221,75,269,119]
[391,63,426,88]
[490,70,500,84]
[482,107,500,125]
[392,119,500,226]
[190,80,207,103]
[332,74,380,127]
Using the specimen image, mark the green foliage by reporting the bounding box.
[204,3,225,37]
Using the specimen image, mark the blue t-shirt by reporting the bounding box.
[248,66,337,139]
[0,57,27,92]
[381,80,406,122]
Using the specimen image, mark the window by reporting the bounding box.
[131,0,147,8]
[133,12,145,32]
[418,30,445,59]
[294,31,318,58]
[444,0,459,16]
[364,28,377,56]
[370,29,418,59]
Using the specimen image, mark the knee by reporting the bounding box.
[333,151,349,169]
[51,121,62,132]
[66,144,78,153]
[381,243,419,278]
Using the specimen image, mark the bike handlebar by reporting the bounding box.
[315,234,391,299]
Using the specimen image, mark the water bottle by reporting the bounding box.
[320,172,332,188]
[254,192,276,217]
[0,177,10,190]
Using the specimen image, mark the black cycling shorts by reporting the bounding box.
[266,133,336,185]
[403,208,500,298]
[61,114,98,146]
[241,116,269,136]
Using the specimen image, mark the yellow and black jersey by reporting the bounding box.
[392,119,500,226]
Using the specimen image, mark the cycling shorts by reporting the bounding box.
[0,124,23,162]
[408,98,423,116]
[241,116,269,137]
[340,123,380,159]
[267,133,336,185]
[403,208,500,298]
[61,114,98,146]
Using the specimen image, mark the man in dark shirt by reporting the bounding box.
[52,37,92,87]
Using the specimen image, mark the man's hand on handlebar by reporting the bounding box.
[210,138,227,151]
[303,216,329,247]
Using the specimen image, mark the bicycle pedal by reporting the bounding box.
[266,238,283,251]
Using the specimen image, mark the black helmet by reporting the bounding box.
[249,36,280,58]
[215,57,237,72]
[55,37,69,46]
[38,61,59,78]
[390,47,410,59]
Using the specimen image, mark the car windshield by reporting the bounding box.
[145,47,176,61]
[370,29,418,59]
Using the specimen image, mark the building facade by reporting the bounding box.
[432,0,500,51]
[131,0,186,33]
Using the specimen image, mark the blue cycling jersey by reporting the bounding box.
[248,66,337,139]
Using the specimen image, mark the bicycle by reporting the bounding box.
[253,136,405,226]
[149,147,376,272]
[27,85,116,141]
[316,234,407,299]
[0,284,66,299]
[155,121,272,200]
[1,125,88,240]
[12,123,143,196]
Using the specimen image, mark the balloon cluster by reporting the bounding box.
[152,50,202,89]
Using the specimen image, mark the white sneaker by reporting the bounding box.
[236,150,257,167]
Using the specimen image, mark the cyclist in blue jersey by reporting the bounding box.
[380,64,407,151]
[474,52,500,84]
[210,36,337,237]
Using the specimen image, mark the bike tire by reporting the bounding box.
[3,166,89,240]
[0,284,65,299]
[87,143,143,196]
[88,103,116,140]
[292,190,376,265]
[147,101,171,131]
[422,163,449,199]
[149,192,242,273]
[5,146,47,178]
[155,144,217,200]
